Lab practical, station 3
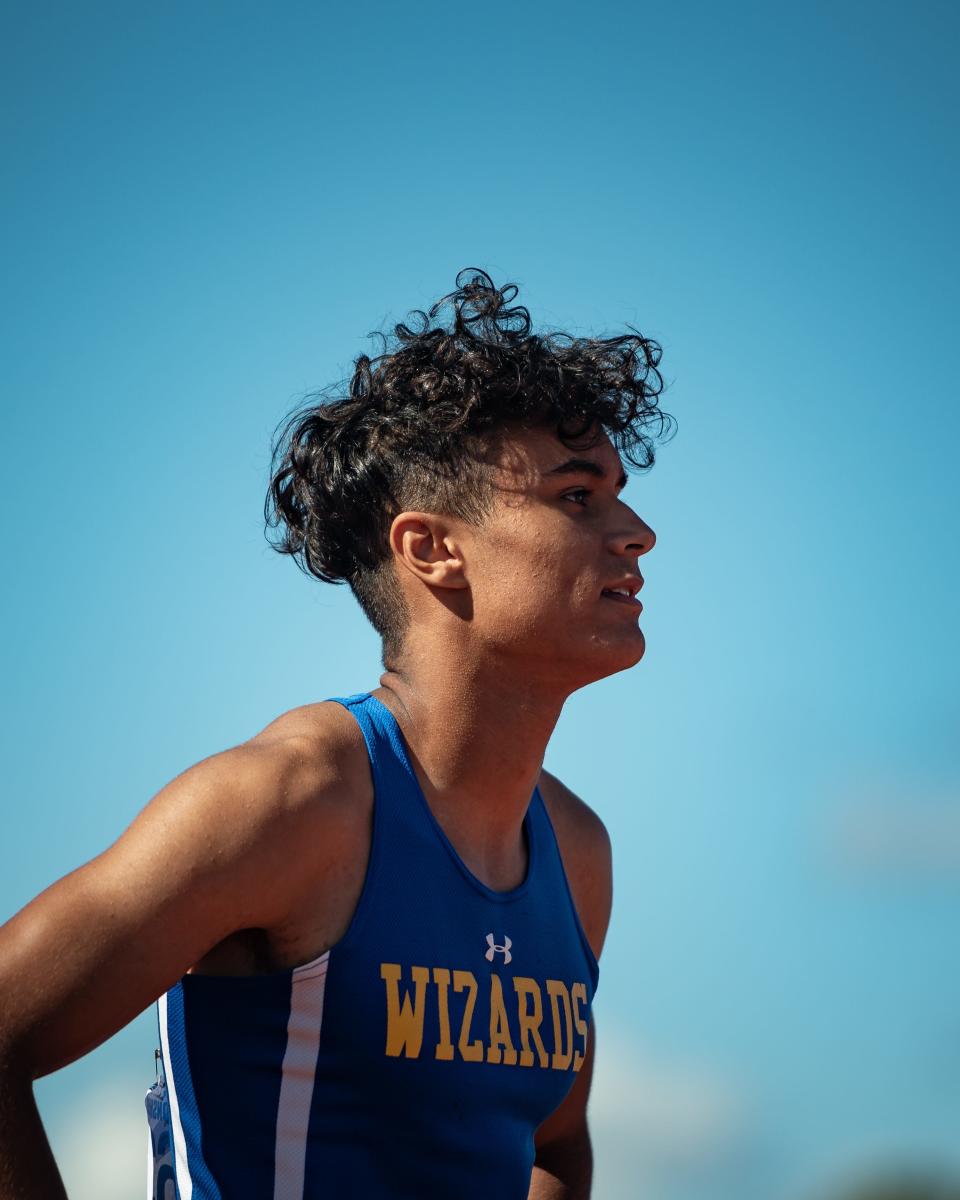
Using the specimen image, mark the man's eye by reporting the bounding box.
[563,489,591,506]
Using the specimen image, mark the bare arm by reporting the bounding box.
[0,730,341,1197]
[528,1016,598,1199]
[529,771,613,1200]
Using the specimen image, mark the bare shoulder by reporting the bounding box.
[196,699,372,844]
[536,768,613,962]
[180,700,375,976]
[109,702,367,910]
[237,698,375,883]
[249,699,369,785]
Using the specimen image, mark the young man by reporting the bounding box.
[0,269,672,1199]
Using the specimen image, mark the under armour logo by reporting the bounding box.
[485,933,512,964]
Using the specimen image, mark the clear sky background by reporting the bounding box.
[2,3,958,1198]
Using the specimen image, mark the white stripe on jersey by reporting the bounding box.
[158,991,193,1200]
[273,952,331,1200]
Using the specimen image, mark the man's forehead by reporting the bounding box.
[489,423,626,487]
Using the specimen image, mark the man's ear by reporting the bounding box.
[388,512,468,590]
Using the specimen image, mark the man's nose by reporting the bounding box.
[615,515,655,557]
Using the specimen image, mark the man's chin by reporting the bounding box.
[557,631,646,690]
[603,634,646,673]
[498,626,646,688]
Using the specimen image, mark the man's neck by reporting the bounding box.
[373,649,570,874]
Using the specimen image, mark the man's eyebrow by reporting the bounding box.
[543,457,629,490]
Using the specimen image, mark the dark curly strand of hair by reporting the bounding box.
[264,267,676,669]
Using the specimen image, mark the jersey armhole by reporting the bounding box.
[535,789,601,995]
[316,695,385,956]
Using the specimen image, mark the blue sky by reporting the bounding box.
[2,3,958,1197]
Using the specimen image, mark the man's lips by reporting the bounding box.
[600,576,643,608]
[601,591,643,610]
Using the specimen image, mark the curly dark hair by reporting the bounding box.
[264,267,676,669]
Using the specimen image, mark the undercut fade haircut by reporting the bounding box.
[264,267,676,669]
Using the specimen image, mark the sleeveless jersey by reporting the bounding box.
[147,690,600,1199]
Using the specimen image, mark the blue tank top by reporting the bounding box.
[148,691,600,1199]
